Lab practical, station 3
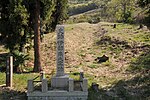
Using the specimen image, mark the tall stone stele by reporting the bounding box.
[51,25,69,89]
[27,25,88,100]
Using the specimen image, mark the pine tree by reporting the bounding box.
[0,0,68,72]
[0,0,30,52]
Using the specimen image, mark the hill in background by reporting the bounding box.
[0,0,150,99]
[40,22,150,99]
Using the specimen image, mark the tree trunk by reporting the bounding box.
[123,3,127,22]
[33,0,42,72]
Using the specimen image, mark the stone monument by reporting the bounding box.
[27,25,88,100]
[51,25,69,89]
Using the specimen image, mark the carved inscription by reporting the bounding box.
[56,25,64,75]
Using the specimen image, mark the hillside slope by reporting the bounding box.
[40,22,150,99]
[0,22,149,100]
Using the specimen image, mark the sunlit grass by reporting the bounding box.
[0,73,5,85]
[0,72,38,91]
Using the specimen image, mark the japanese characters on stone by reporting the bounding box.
[56,26,64,73]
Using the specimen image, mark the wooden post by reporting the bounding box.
[6,56,13,88]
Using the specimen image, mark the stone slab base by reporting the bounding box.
[51,75,69,88]
[27,90,88,100]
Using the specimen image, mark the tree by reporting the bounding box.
[93,0,110,18]
[0,0,68,72]
[138,0,150,24]
[138,0,150,7]
[0,0,32,72]
[107,0,136,22]
[0,0,30,52]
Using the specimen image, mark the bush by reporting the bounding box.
[13,51,30,72]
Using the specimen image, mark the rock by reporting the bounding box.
[95,55,109,63]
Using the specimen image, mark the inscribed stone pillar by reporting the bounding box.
[51,25,69,88]
[56,25,65,76]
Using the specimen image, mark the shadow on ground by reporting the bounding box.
[88,49,150,100]
[0,86,26,100]
[129,49,150,72]
[88,72,150,100]
[1,43,150,100]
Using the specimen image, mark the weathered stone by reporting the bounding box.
[56,25,65,76]
[27,25,88,100]
[69,78,74,92]
[27,91,88,100]
[42,79,48,93]
[82,79,88,92]
[27,79,34,93]
[80,72,84,81]
[51,75,69,89]
[51,25,69,89]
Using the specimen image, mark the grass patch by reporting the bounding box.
[0,72,38,91]
[0,73,5,85]
[129,50,150,71]
[133,32,150,43]
[0,22,149,99]
[87,63,98,68]
[13,73,38,91]
[69,72,80,80]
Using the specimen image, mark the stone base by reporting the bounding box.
[51,75,69,89]
[27,90,88,100]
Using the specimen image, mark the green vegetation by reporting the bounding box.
[68,0,150,25]
[69,0,91,4]
[130,51,150,71]
[0,73,38,91]
[68,2,97,16]
[0,22,150,100]
[0,73,5,85]
[0,73,38,100]
[0,0,68,72]
[66,10,101,24]
[0,0,150,99]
